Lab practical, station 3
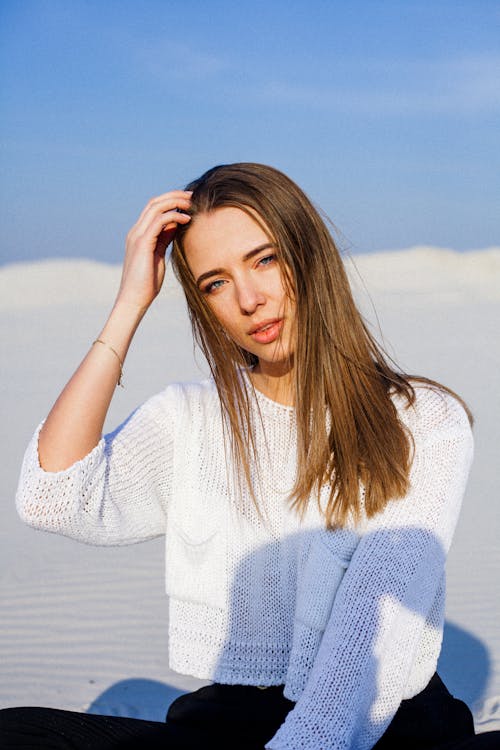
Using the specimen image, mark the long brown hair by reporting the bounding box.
[171,163,472,529]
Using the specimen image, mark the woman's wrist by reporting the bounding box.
[98,298,148,356]
[111,295,150,325]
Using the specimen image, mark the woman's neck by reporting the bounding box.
[249,362,295,407]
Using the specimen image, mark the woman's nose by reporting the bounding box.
[235,281,266,314]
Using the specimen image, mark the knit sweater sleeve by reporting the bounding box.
[266,387,474,750]
[15,385,179,546]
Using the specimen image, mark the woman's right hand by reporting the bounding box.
[115,190,193,313]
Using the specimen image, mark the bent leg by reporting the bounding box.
[0,706,203,749]
[435,734,500,750]
[373,674,500,750]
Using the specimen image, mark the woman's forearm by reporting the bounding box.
[37,300,146,472]
[37,189,192,472]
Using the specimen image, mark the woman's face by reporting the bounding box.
[183,206,295,377]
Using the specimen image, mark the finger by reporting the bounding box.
[155,215,192,257]
[136,191,193,224]
[134,197,192,237]
[138,209,191,246]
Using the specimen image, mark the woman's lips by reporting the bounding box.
[249,319,284,344]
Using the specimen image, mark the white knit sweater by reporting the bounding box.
[16,379,473,750]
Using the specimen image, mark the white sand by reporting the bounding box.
[1,248,499,731]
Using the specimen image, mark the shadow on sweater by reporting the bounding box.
[84,526,491,741]
[205,525,492,744]
[83,620,490,724]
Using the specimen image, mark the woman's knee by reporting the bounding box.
[0,705,38,721]
[0,706,55,736]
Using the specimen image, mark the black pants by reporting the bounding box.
[1,674,499,749]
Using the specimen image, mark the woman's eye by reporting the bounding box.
[204,279,225,294]
[258,254,276,267]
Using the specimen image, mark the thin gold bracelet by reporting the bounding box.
[93,339,124,387]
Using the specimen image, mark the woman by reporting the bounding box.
[2,163,498,749]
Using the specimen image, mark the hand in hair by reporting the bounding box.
[116,190,192,314]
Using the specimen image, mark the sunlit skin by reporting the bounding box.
[183,207,296,405]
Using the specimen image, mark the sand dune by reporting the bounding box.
[1,248,499,731]
[1,247,499,311]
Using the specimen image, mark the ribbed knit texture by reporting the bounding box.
[15,380,473,750]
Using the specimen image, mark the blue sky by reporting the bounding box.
[1,0,499,263]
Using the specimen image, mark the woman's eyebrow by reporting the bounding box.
[196,243,275,287]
